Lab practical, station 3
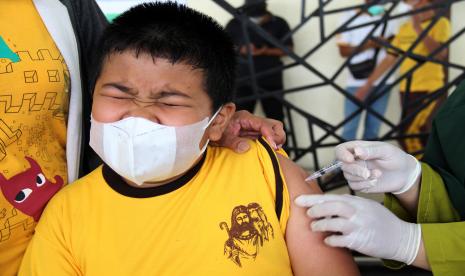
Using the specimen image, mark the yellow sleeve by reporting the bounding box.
[18,192,80,275]
[432,17,451,43]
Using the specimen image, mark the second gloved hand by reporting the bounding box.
[295,194,422,264]
[335,140,421,194]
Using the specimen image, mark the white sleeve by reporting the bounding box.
[386,19,399,38]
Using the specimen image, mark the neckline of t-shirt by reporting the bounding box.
[101,152,207,198]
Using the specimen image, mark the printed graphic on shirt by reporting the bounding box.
[0,47,69,162]
[220,203,274,267]
[0,157,63,222]
[0,31,68,247]
[0,207,34,242]
[0,120,22,161]
[0,36,20,74]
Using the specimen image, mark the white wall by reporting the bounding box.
[188,0,465,169]
[450,2,465,83]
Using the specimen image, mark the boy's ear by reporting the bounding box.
[207,103,236,142]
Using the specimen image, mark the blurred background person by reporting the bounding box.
[226,0,293,128]
[337,0,398,141]
[356,0,450,156]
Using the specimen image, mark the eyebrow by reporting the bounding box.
[102,83,137,95]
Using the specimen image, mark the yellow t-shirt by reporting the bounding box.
[0,1,69,274]
[19,139,293,276]
[390,17,450,92]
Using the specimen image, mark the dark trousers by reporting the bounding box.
[235,83,285,123]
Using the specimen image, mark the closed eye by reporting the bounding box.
[15,188,32,203]
[160,102,181,107]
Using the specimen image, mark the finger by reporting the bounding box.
[324,234,353,249]
[343,169,382,182]
[342,172,369,182]
[228,121,241,136]
[341,163,370,179]
[238,130,261,137]
[348,179,378,191]
[335,143,357,163]
[306,201,356,219]
[295,194,355,207]
[259,120,284,149]
[220,136,251,154]
[335,140,377,162]
[269,121,286,147]
[353,143,390,161]
[237,134,260,140]
[311,217,355,234]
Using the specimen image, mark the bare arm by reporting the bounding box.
[412,18,448,61]
[365,53,397,86]
[242,44,293,57]
[412,239,430,270]
[338,40,378,58]
[394,184,430,270]
[356,53,398,100]
[277,155,360,276]
[417,33,448,61]
[261,45,293,57]
[396,178,421,217]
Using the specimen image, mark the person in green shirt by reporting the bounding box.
[295,80,465,275]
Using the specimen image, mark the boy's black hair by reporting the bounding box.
[94,2,236,111]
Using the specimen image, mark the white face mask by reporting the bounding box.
[90,108,221,186]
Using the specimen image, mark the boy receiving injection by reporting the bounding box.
[20,3,358,275]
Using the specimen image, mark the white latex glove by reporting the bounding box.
[295,194,422,264]
[335,140,421,194]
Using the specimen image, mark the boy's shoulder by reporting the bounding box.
[209,137,286,162]
[38,166,105,224]
[51,166,104,204]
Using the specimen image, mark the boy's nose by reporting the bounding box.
[124,100,161,123]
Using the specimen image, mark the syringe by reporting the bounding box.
[305,160,343,182]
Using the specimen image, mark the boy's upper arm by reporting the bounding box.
[276,154,360,276]
[19,194,79,275]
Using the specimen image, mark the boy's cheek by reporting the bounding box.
[92,97,122,123]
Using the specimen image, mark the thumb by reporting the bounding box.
[324,234,352,249]
[229,138,251,154]
[211,133,251,154]
[335,140,374,162]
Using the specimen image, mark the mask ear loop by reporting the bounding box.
[204,106,223,130]
[199,106,223,152]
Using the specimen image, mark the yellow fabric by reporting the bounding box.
[404,100,437,158]
[391,17,450,92]
[19,140,292,276]
[0,1,69,275]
